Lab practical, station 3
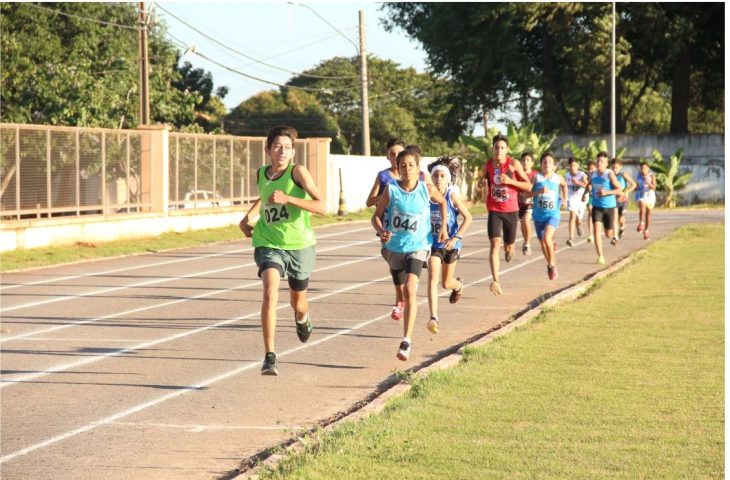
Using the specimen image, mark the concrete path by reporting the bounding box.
[0,209,722,480]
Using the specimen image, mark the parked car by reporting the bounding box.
[182,190,232,209]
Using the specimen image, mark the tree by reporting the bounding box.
[647,148,693,208]
[0,3,216,129]
[286,55,459,155]
[225,89,346,151]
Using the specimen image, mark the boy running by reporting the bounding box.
[478,134,532,295]
[426,156,473,334]
[565,157,588,247]
[523,152,567,279]
[240,125,325,376]
[609,157,637,242]
[635,161,656,239]
[517,152,538,255]
[372,146,447,361]
[582,160,597,243]
[586,152,623,265]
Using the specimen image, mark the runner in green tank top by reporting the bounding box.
[239,126,325,376]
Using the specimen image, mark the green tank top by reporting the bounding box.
[252,164,316,249]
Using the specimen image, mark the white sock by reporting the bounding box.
[296,313,308,324]
[403,337,411,345]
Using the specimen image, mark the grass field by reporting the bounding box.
[258,222,724,479]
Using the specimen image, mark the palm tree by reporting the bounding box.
[648,148,693,208]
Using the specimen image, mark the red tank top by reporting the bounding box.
[484,157,522,212]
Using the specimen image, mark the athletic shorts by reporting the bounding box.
[534,215,561,240]
[381,248,429,277]
[254,245,315,291]
[591,207,615,231]
[567,195,587,217]
[617,200,628,217]
[487,211,519,244]
[518,203,533,220]
[430,247,460,265]
[638,191,656,209]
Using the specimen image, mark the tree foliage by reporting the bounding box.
[0,2,224,130]
[647,148,693,208]
[381,2,724,134]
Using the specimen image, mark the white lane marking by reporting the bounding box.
[0,233,377,314]
[0,226,596,463]
[0,226,374,292]
[110,421,303,432]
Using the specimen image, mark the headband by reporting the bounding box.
[431,164,452,184]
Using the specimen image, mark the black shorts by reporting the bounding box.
[591,206,616,231]
[518,203,533,220]
[617,201,627,217]
[488,211,519,244]
[430,247,460,265]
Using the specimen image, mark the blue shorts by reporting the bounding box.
[534,216,560,240]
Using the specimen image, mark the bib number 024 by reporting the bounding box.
[264,204,290,223]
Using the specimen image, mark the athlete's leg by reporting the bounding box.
[261,268,280,354]
[490,236,502,282]
[427,256,441,320]
[402,272,420,341]
[440,260,460,291]
[544,225,557,267]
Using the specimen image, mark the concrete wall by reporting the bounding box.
[553,134,725,204]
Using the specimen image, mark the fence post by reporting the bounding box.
[138,124,169,213]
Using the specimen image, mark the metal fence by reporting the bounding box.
[168,132,309,210]
[0,124,151,219]
[0,123,311,221]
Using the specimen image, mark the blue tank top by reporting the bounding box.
[429,186,461,249]
[377,169,398,196]
[384,181,432,253]
[635,173,655,201]
[591,171,617,208]
[532,173,561,222]
[615,170,627,189]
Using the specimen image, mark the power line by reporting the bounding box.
[154,3,359,81]
[165,36,360,95]
[23,2,138,30]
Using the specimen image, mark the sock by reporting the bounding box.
[296,313,309,324]
[403,337,411,345]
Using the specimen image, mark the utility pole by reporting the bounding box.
[138,2,151,125]
[610,1,616,159]
[359,10,370,156]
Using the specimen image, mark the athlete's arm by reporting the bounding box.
[477,161,489,188]
[602,171,623,196]
[521,174,540,199]
[365,175,382,207]
[506,160,533,191]
[239,198,262,238]
[622,172,637,195]
[559,177,569,209]
[271,165,326,215]
[450,190,473,238]
[372,187,391,242]
[427,183,449,244]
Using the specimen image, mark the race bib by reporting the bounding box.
[262,204,290,224]
[491,169,510,202]
[391,208,420,233]
[537,190,557,210]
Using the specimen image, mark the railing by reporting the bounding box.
[0,123,314,221]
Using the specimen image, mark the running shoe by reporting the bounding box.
[261,352,278,376]
[522,243,529,255]
[611,237,618,246]
[505,250,514,263]
[566,239,575,247]
[449,277,464,304]
[597,255,606,265]
[587,235,594,243]
[427,316,440,334]
[643,230,650,240]
[391,301,405,321]
[397,340,411,361]
[619,226,625,239]
[296,314,313,343]
[637,222,644,232]
[547,264,558,280]
[489,281,503,296]
[577,225,583,236]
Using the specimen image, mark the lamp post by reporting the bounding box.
[288,2,370,155]
[611,1,616,159]
[138,2,150,125]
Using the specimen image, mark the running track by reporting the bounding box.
[0,210,722,480]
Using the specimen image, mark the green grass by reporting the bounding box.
[259,222,724,480]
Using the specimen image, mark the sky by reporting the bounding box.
[156,1,430,111]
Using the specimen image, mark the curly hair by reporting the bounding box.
[427,155,462,185]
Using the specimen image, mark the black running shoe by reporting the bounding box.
[261,352,278,376]
[296,314,313,343]
[397,340,411,361]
